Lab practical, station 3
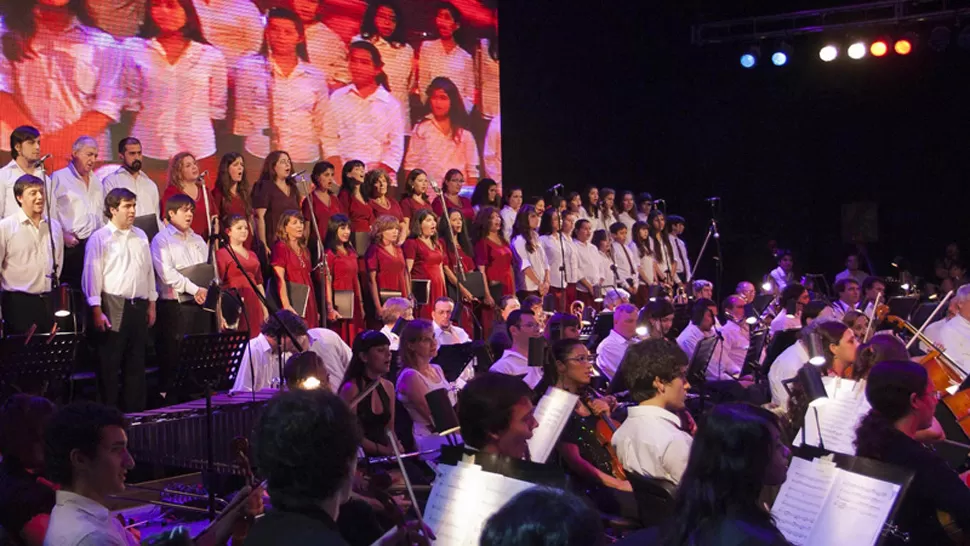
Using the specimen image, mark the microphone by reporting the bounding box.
[711,219,720,239]
[705,196,721,202]
[286,169,307,180]
[34,153,53,165]
[549,183,564,192]
[197,170,209,181]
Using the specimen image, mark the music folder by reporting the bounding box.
[411,279,431,305]
[286,281,310,318]
[332,289,355,320]
[461,270,487,299]
[176,264,216,304]
[134,214,159,241]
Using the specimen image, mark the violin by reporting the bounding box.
[885,315,964,393]
[580,387,627,481]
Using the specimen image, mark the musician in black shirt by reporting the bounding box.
[0,394,56,546]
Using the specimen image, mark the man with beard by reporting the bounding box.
[51,137,105,290]
[101,137,161,238]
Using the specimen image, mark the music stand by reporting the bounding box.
[432,342,478,382]
[741,329,768,377]
[687,335,719,410]
[0,332,80,401]
[887,296,918,321]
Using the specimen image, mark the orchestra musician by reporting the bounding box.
[378,297,413,351]
[642,299,675,340]
[395,319,455,455]
[323,214,364,343]
[432,297,471,345]
[490,309,544,389]
[102,138,162,234]
[481,489,602,546]
[404,210,447,320]
[0,175,64,336]
[0,394,56,546]
[338,330,400,457]
[939,284,970,373]
[82,188,157,412]
[216,215,268,339]
[817,278,861,322]
[231,310,310,393]
[769,283,810,334]
[457,372,538,459]
[767,249,794,294]
[860,275,887,316]
[835,253,868,286]
[595,303,641,381]
[50,136,103,290]
[271,210,320,329]
[676,298,718,362]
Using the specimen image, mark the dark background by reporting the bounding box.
[499,0,970,296]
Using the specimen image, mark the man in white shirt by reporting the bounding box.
[817,278,861,323]
[82,188,157,411]
[150,194,213,396]
[768,250,794,294]
[859,276,887,317]
[308,327,353,393]
[0,174,64,335]
[692,279,714,301]
[611,338,693,484]
[923,298,958,352]
[711,295,749,381]
[667,215,692,284]
[101,138,161,234]
[51,136,103,289]
[939,285,970,378]
[432,297,471,345]
[43,402,139,546]
[595,303,641,380]
[768,326,815,409]
[0,126,62,229]
[835,253,869,286]
[379,296,413,351]
[770,283,810,334]
[677,298,718,362]
[489,309,543,388]
[233,310,311,393]
[609,222,638,294]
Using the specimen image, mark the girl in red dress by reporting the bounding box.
[336,160,374,251]
[302,160,344,256]
[363,169,404,223]
[324,214,365,345]
[404,210,446,320]
[400,168,433,234]
[271,210,319,328]
[365,215,409,328]
[472,206,515,334]
[440,207,476,334]
[432,169,475,223]
[214,152,254,248]
[216,215,268,338]
[161,151,219,238]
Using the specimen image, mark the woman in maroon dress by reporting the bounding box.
[253,151,301,249]
[214,152,254,248]
[365,215,409,328]
[404,210,446,320]
[301,160,344,257]
[473,206,515,334]
[216,215,267,338]
[161,151,219,238]
[400,168,433,234]
[432,169,475,223]
[271,210,319,328]
[336,160,374,251]
[324,214,365,345]
[363,169,403,224]
[440,207,476,334]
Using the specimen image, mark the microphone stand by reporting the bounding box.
[298,174,328,329]
[37,158,66,328]
[710,200,724,306]
[553,186,568,312]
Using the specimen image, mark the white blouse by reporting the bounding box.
[637,249,657,285]
[512,233,549,292]
[194,0,263,66]
[476,38,500,118]
[416,39,474,112]
[122,38,227,159]
[403,116,480,182]
[541,233,578,289]
[352,35,415,129]
[573,239,602,292]
[322,85,405,171]
[500,205,518,242]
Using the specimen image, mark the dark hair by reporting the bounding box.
[572,218,591,238]
[216,152,252,221]
[164,193,196,222]
[546,313,580,342]
[258,151,294,186]
[104,188,137,220]
[537,208,560,236]
[861,275,884,294]
[480,487,604,546]
[855,361,928,459]
[254,390,361,508]
[439,207,473,258]
[45,402,127,486]
[646,209,673,259]
[636,192,654,209]
[511,205,538,253]
[580,186,598,218]
[423,77,469,142]
[341,159,365,189]
[498,295,518,312]
[631,220,652,259]
[853,334,908,381]
[690,298,716,326]
[458,373,533,450]
[646,298,675,320]
[660,403,783,545]
[817,320,850,372]
[409,210,439,246]
[261,309,309,338]
[776,249,793,262]
[506,309,534,334]
[834,277,860,296]
[12,174,43,203]
[598,187,616,221]
[432,1,467,47]
[540,338,587,388]
[801,300,826,326]
[1,1,93,62]
[779,283,807,308]
[403,168,428,200]
[118,137,141,155]
[140,0,208,44]
[284,351,328,389]
[359,0,407,45]
[503,186,523,209]
[342,330,391,386]
[360,169,389,202]
[591,229,610,250]
[348,41,390,90]
[9,125,40,160]
[323,213,354,254]
[608,222,626,236]
[311,160,335,190]
[260,8,309,62]
[616,339,688,403]
[470,178,501,209]
[0,394,55,468]
[471,206,506,245]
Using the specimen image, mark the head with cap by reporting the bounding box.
[667,214,685,236]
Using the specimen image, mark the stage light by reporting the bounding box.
[894,39,912,55]
[761,281,773,292]
[870,41,888,57]
[740,45,760,69]
[745,316,758,325]
[929,26,951,52]
[806,332,826,366]
[847,42,867,60]
[771,42,792,66]
[819,45,839,62]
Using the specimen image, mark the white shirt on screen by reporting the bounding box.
[612,405,692,485]
[121,38,227,160]
[50,163,104,240]
[541,233,577,289]
[305,21,351,87]
[0,18,123,155]
[499,205,517,242]
[352,35,414,128]
[434,321,471,346]
[308,327,353,393]
[416,39,474,112]
[192,0,263,67]
[768,340,809,408]
[322,84,405,171]
[611,241,638,292]
[403,116,480,182]
[44,490,139,546]
[0,161,58,223]
[231,333,293,393]
[708,320,747,381]
[573,239,602,293]
[512,233,548,293]
[86,0,146,38]
[232,55,329,163]
[82,222,158,306]
[476,38,500,118]
[596,329,640,380]
[939,315,970,379]
[0,209,63,294]
[149,223,209,300]
[483,114,502,183]
[490,349,543,389]
[101,167,161,225]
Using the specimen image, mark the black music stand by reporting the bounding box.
[0,332,81,401]
[170,331,249,519]
[687,335,720,410]
[432,342,478,382]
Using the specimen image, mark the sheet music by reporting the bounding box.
[527,387,580,463]
[807,470,900,546]
[796,377,871,455]
[771,457,839,546]
[424,461,534,545]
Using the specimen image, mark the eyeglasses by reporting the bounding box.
[566,355,595,363]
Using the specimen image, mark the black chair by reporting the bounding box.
[762,329,800,377]
[912,302,943,329]
[627,472,677,529]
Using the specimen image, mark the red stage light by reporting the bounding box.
[871,41,888,57]
[895,39,912,55]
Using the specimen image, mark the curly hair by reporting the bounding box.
[166,151,197,192]
[44,402,127,486]
[471,206,506,245]
[458,373,534,450]
[370,214,401,245]
[616,338,689,403]
[254,390,362,508]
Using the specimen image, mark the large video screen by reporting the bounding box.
[0,0,500,188]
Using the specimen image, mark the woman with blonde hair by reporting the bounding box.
[271,210,319,328]
[395,319,455,455]
[160,151,218,238]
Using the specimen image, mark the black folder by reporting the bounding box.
[286,281,310,318]
[333,289,355,320]
[134,214,159,241]
[176,263,215,304]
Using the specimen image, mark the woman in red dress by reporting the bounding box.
[432,169,475,223]
[213,152,254,248]
[440,207,476,334]
[404,210,446,320]
[324,214,365,344]
[473,206,515,334]
[365,215,409,328]
[216,215,268,338]
[161,151,219,238]
[400,168,433,234]
[363,169,404,224]
[302,160,344,257]
[271,210,319,328]
[337,160,374,251]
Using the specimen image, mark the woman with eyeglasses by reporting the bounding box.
[395,319,455,456]
[432,169,475,222]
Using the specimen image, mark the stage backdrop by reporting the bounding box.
[0,0,500,190]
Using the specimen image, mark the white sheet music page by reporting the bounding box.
[806,470,901,546]
[527,387,580,463]
[772,457,839,546]
[796,377,871,455]
[423,461,535,545]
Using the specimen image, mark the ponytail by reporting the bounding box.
[854,410,897,459]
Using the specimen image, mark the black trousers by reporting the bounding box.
[1,291,54,336]
[155,299,213,396]
[61,237,88,291]
[97,298,149,412]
